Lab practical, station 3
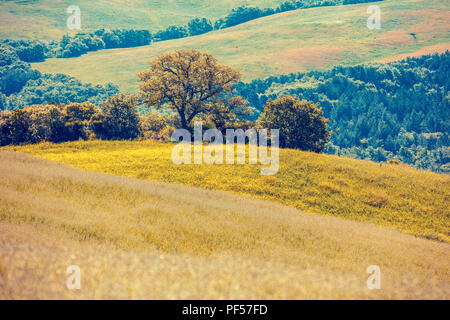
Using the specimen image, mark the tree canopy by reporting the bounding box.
[138,49,244,130]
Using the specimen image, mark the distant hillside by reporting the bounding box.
[32,0,450,92]
[0,1,382,61]
[0,0,286,40]
[236,52,450,172]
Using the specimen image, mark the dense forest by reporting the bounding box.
[0,40,119,110]
[236,52,450,172]
[0,29,152,61]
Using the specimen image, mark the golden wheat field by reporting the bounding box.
[8,140,450,242]
[0,150,449,299]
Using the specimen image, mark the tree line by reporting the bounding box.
[214,0,381,29]
[0,96,140,146]
[0,29,152,62]
[0,40,119,110]
[0,50,331,155]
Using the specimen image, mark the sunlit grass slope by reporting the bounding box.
[7,140,450,243]
[0,152,449,299]
[0,0,285,40]
[32,0,450,92]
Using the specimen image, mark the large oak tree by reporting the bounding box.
[138,49,243,130]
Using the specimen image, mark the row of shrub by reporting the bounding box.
[48,29,152,58]
[0,97,256,146]
[0,29,152,62]
[0,91,331,154]
[0,94,176,146]
[213,0,380,29]
[0,39,46,63]
[156,0,383,40]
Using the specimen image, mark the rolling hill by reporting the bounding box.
[0,151,449,299]
[0,0,286,40]
[6,140,450,242]
[31,0,450,92]
[1,0,449,301]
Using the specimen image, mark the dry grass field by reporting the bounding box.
[0,152,449,299]
[8,140,450,242]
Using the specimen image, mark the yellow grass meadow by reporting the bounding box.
[0,152,449,299]
[7,140,450,242]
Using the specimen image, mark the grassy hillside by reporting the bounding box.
[6,140,449,242]
[32,0,450,92]
[0,152,449,299]
[0,0,285,40]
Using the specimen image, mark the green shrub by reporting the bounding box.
[259,95,330,152]
[27,104,65,143]
[99,94,142,140]
[0,111,12,146]
[141,112,175,140]
[9,109,32,145]
[65,102,102,141]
